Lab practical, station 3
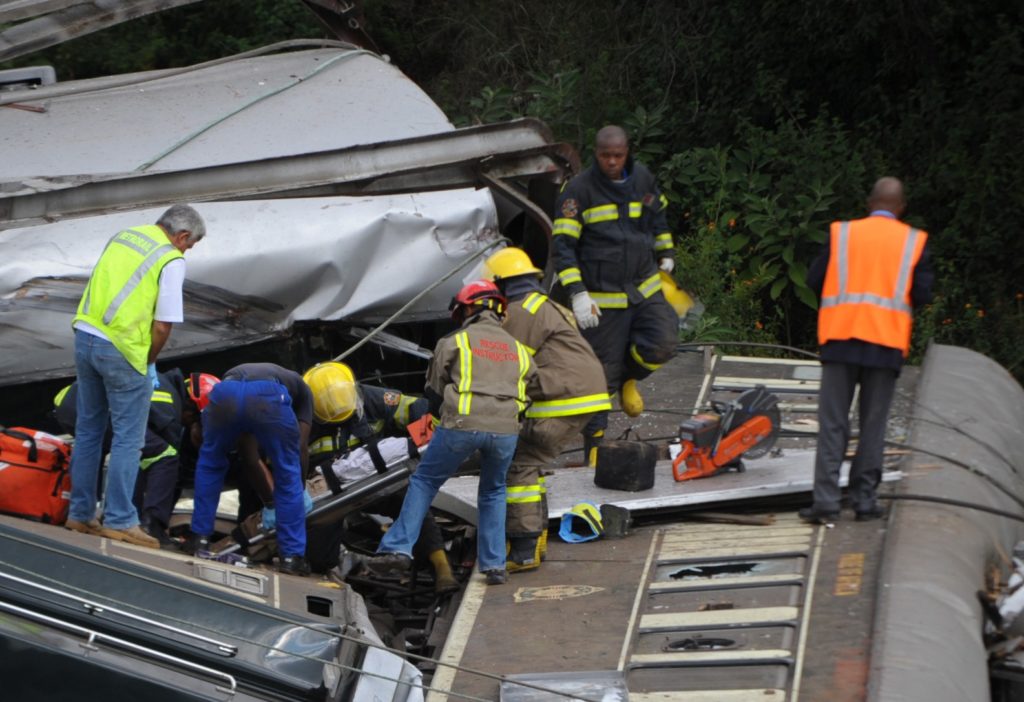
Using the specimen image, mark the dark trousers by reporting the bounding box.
[582,293,677,434]
[812,362,897,512]
[133,454,179,531]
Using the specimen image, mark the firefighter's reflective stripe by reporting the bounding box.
[523,292,547,315]
[638,272,662,298]
[553,218,582,238]
[591,291,628,309]
[140,443,177,471]
[151,389,173,404]
[455,331,473,415]
[655,232,673,252]
[507,483,542,504]
[538,474,547,496]
[310,435,339,456]
[515,340,531,414]
[582,204,618,223]
[394,397,418,426]
[628,202,643,218]
[630,343,664,372]
[525,393,613,418]
[558,267,583,286]
[53,384,71,407]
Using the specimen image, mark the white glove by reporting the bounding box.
[659,257,675,274]
[571,292,601,330]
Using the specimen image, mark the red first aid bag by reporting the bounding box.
[0,426,73,524]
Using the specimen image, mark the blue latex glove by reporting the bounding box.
[147,363,158,388]
[261,506,276,530]
[262,491,312,531]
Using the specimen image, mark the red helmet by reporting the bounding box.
[185,372,220,410]
[449,280,507,324]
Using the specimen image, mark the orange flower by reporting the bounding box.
[728,218,737,228]
[708,221,716,231]
[942,318,952,325]
[964,303,972,309]
[1017,292,1023,301]
[754,320,763,330]
[977,309,985,318]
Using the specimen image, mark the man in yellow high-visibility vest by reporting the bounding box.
[65,204,206,548]
[800,178,934,524]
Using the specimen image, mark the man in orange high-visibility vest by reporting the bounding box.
[800,177,934,524]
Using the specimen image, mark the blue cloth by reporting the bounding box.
[191,379,306,557]
[68,329,152,529]
[377,425,518,572]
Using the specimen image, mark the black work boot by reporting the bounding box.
[278,555,311,577]
[364,552,413,579]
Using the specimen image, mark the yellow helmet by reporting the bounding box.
[659,271,694,317]
[303,362,357,423]
[483,247,543,281]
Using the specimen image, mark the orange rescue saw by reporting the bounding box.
[672,385,780,482]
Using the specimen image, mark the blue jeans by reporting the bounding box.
[378,426,518,572]
[68,330,151,529]
[191,379,306,557]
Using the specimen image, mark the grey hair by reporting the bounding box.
[157,204,206,244]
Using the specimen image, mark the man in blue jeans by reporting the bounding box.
[367,280,538,585]
[189,363,313,576]
[66,204,206,548]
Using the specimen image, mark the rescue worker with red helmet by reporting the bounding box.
[366,280,539,585]
[552,125,679,463]
[483,246,612,572]
[53,369,219,548]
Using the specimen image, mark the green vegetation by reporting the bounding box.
[4,0,1022,374]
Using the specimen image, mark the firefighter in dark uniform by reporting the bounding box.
[483,247,612,572]
[552,125,679,464]
[302,361,458,592]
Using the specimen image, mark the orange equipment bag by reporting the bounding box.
[0,426,73,524]
[406,413,436,448]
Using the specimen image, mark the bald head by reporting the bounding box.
[595,125,629,149]
[595,125,630,180]
[867,177,906,217]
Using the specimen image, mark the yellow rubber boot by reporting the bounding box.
[584,430,604,468]
[429,549,459,593]
[506,537,541,573]
[621,379,644,417]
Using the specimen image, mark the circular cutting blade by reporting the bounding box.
[743,403,781,459]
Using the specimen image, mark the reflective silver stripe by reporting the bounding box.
[893,228,921,305]
[525,393,613,418]
[102,243,176,325]
[638,272,662,298]
[821,222,916,314]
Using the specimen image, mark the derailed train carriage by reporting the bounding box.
[0,2,574,699]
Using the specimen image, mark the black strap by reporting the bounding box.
[406,437,420,460]
[1,426,38,463]
[366,439,387,474]
[320,463,344,495]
